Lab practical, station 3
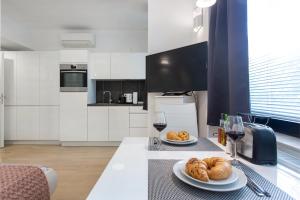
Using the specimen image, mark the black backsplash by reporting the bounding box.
[96,80,146,103]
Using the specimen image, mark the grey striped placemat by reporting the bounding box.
[148,137,222,151]
[148,159,294,200]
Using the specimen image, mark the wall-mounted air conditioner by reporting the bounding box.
[61,33,96,48]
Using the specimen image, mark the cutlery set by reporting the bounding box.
[236,161,271,197]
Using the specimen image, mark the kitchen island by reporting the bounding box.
[87,137,300,200]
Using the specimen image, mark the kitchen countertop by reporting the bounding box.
[88,103,144,106]
[87,137,300,200]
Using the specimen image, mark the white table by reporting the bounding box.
[87,137,300,200]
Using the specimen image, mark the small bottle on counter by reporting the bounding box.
[218,113,227,146]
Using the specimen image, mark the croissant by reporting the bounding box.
[185,157,232,182]
[166,131,182,141]
[185,158,209,182]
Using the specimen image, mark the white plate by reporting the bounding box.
[173,160,247,192]
[181,162,239,186]
[160,135,198,145]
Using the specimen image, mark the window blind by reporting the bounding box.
[248,0,300,123]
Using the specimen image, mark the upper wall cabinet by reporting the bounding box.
[4,52,17,105]
[111,53,146,79]
[16,52,40,105]
[39,51,59,105]
[89,53,110,79]
[60,50,89,64]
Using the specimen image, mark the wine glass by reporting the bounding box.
[152,112,167,149]
[224,115,245,165]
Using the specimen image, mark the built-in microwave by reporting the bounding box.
[60,64,87,92]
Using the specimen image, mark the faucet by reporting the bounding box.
[103,91,112,104]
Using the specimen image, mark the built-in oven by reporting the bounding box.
[60,64,87,92]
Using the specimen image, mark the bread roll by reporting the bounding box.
[185,157,232,182]
[166,131,181,141]
[203,157,232,180]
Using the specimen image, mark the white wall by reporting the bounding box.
[1,16,34,50]
[148,0,209,137]
[25,29,148,52]
[2,16,148,52]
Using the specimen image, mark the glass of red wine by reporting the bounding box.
[224,115,245,165]
[152,112,167,149]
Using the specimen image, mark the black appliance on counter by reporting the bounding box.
[237,122,277,165]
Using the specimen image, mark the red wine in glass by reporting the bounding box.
[153,123,167,132]
[226,131,245,141]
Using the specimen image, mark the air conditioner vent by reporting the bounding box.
[61,33,95,48]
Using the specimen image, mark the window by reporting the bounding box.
[248,0,300,124]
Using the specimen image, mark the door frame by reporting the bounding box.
[0,52,4,148]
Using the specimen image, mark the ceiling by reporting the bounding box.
[2,0,148,31]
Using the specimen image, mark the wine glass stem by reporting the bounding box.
[232,141,238,164]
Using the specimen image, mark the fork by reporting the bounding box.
[234,161,271,197]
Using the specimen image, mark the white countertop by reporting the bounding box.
[87,137,300,200]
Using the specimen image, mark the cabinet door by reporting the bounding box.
[60,50,88,64]
[4,52,17,105]
[17,106,39,140]
[39,52,59,105]
[39,106,59,140]
[130,114,148,128]
[109,106,129,141]
[16,52,39,105]
[4,106,17,140]
[88,107,109,141]
[60,92,87,141]
[111,53,146,79]
[89,53,110,79]
[130,128,149,137]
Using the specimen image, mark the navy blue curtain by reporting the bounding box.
[207,0,250,126]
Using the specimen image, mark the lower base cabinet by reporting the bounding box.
[4,106,17,140]
[39,106,59,140]
[88,107,109,141]
[109,107,130,141]
[60,108,87,141]
[60,92,88,142]
[17,106,39,140]
[4,106,59,141]
[130,128,149,137]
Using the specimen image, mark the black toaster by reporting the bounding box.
[236,122,277,165]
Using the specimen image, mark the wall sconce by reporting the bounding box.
[193,7,203,33]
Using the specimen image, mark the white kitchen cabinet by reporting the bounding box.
[88,107,109,141]
[17,106,39,140]
[130,114,148,128]
[129,106,148,114]
[130,128,149,137]
[39,106,59,140]
[16,52,39,105]
[89,53,110,79]
[60,92,87,141]
[39,52,59,105]
[60,50,89,64]
[109,106,129,141]
[4,106,17,140]
[111,53,146,79]
[4,52,17,105]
